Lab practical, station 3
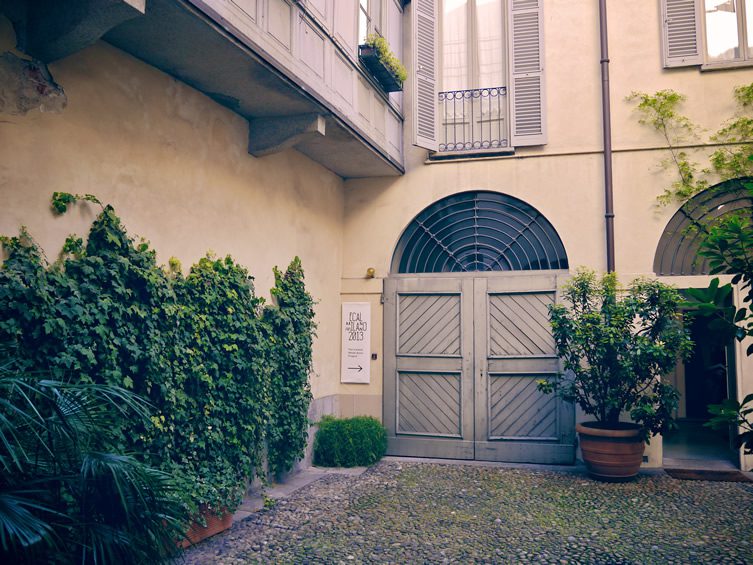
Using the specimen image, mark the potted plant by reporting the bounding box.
[359,34,407,93]
[538,269,692,481]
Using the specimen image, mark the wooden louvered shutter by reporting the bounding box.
[412,0,438,151]
[507,0,546,147]
[661,0,703,67]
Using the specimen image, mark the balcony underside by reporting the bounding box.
[5,0,402,178]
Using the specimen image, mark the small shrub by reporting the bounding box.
[313,415,387,467]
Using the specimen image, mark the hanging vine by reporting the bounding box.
[627,83,753,205]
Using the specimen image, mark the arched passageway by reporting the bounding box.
[384,191,574,463]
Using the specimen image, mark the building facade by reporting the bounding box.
[1,0,751,470]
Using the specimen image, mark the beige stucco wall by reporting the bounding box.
[341,0,753,466]
[2,0,751,468]
[345,0,753,275]
[0,21,345,401]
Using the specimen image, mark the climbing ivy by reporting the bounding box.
[0,193,316,517]
[264,258,315,478]
[709,84,753,181]
[158,254,272,514]
[0,205,175,455]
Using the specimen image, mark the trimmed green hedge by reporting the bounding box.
[313,416,387,467]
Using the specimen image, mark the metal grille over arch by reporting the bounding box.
[391,191,568,273]
[654,178,753,276]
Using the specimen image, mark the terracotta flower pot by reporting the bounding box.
[576,422,645,482]
[179,506,233,548]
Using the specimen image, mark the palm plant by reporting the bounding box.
[0,356,186,563]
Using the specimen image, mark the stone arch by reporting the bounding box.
[654,177,753,276]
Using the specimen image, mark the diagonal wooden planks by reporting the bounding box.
[398,372,461,436]
[489,293,555,356]
[489,375,557,439]
[399,294,461,355]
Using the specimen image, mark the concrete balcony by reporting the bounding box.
[4,0,404,178]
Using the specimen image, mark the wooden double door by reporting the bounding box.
[383,273,575,463]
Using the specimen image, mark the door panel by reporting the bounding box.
[384,277,475,459]
[488,293,555,357]
[397,372,462,437]
[474,276,575,463]
[398,293,462,356]
[486,285,557,443]
[488,374,558,440]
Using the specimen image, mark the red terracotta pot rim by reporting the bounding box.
[576,421,643,439]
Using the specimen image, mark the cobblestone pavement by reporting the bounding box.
[181,461,753,564]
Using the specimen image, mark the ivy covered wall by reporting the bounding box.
[0,195,315,514]
[0,29,345,402]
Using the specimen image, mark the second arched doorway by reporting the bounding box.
[653,179,751,470]
[383,191,575,463]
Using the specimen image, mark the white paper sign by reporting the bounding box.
[341,302,371,384]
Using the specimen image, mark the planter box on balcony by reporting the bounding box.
[179,506,233,548]
[358,46,403,92]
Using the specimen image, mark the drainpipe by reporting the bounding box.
[599,0,616,272]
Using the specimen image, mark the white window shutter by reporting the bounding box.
[661,0,703,67]
[412,0,438,151]
[507,0,546,147]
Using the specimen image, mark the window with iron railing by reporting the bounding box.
[438,0,510,154]
[438,86,508,152]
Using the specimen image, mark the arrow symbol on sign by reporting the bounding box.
[348,365,363,372]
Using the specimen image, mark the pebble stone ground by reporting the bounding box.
[181,461,753,564]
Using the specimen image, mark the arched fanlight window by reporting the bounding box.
[654,177,753,276]
[391,191,568,273]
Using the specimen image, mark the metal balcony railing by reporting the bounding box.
[438,86,509,153]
